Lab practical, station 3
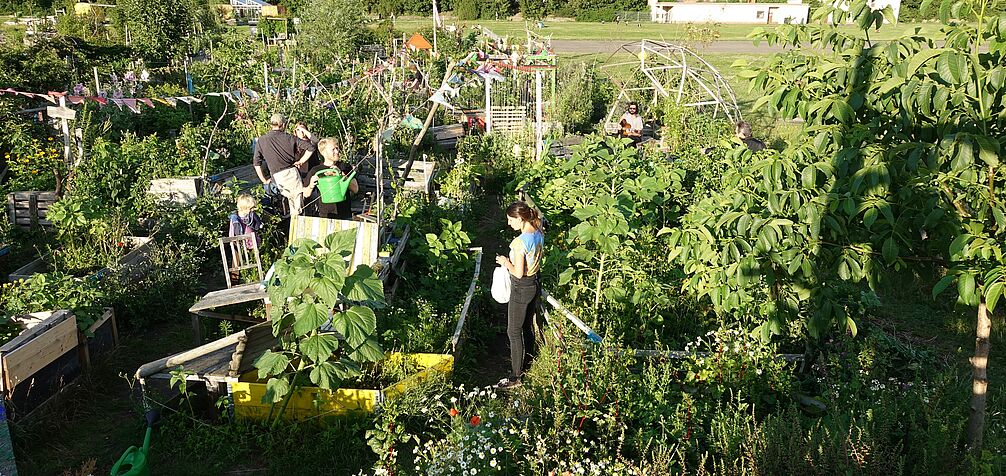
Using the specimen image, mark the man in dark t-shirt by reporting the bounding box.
[253,113,316,216]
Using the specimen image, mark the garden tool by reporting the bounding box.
[110,410,159,476]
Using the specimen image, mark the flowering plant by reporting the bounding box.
[4,137,66,193]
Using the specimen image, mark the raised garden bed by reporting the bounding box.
[148,176,204,206]
[1,310,80,420]
[230,352,454,421]
[7,235,154,282]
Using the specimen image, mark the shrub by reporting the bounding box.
[296,0,374,62]
[453,0,480,20]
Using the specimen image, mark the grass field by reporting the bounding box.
[392,16,944,41]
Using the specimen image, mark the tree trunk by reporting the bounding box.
[966,300,991,452]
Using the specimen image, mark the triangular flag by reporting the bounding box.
[110,98,125,110]
[40,95,57,104]
[90,96,108,105]
[139,98,154,108]
[428,90,455,110]
[47,91,66,98]
[161,97,177,106]
[123,99,140,113]
[68,96,85,105]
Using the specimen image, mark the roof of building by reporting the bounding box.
[406,32,433,50]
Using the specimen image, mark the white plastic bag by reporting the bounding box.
[491,266,512,304]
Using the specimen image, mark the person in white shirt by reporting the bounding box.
[618,102,644,143]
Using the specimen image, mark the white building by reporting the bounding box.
[830,0,902,23]
[649,0,811,24]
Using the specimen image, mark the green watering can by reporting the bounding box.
[315,168,356,203]
[110,410,158,476]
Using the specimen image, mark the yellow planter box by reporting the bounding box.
[231,352,453,421]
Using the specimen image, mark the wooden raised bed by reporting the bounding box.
[356,157,438,196]
[148,176,203,206]
[8,236,154,282]
[17,308,120,366]
[1,310,81,419]
[6,191,57,230]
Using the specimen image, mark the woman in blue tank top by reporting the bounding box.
[495,201,544,389]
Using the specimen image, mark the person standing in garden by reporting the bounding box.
[495,201,544,389]
[302,137,358,221]
[253,113,316,216]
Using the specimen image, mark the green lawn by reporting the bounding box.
[391,16,943,41]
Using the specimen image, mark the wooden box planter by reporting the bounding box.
[16,308,120,369]
[8,236,154,282]
[148,176,203,206]
[230,352,454,422]
[1,310,81,420]
[6,191,57,230]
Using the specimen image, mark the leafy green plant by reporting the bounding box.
[47,196,130,275]
[0,272,106,333]
[254,230,386,427]
[731,0,1006,450]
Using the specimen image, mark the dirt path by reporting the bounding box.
[553,39,789,55]
[468,192,513,387]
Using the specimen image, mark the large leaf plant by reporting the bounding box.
[255,229,386,427]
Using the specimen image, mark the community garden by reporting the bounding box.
[0,0,1005,474]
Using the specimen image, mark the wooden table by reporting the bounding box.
[189,283,268,344]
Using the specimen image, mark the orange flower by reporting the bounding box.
[449,408,459,417]
[470,415,480,426]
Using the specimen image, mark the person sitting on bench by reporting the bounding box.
[618,102,644,143]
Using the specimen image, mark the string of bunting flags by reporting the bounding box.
[0,87,264,114]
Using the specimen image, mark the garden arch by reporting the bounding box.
[601,40,743,126]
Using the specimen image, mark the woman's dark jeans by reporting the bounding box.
[507,274,541,379]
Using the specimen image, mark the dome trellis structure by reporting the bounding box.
[601,40,743,126]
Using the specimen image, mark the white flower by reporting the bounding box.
[490,458,497,467]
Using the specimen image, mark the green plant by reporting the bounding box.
[733,0,1006,451]
[0,272,106,333]
[47,196,130,275]
[254,230,386,427]
[296,0,374,62]
[169,365,197,415]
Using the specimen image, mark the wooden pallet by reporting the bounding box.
[430,123,466,150]
[489,106,528,135]
[207,165,262,192]
[6,191,57,229]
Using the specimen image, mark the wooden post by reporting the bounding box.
[535,70,543,161]
[967,300,992,452]
[92,66,100,94]
[485,75,492,133]
[404,60,457,177]
[57,96,71,166]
